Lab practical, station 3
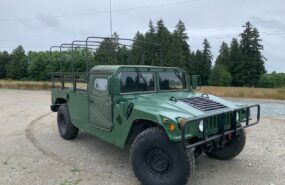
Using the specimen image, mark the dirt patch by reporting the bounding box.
[25,113,79,169]
[0,89,284,185]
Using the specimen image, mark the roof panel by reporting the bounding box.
[90,65,184,74]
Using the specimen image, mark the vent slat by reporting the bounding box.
[196,104,226,108]
[178,97,228,112]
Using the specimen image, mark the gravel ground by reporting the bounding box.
[226,97,285,118]
[0,89,284,185]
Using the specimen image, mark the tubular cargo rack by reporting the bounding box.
[49,36,162,91]
[179,104,260,149]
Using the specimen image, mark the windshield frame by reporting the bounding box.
[114,67,191,95]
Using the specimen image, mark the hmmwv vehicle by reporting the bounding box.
[50,36,260,185]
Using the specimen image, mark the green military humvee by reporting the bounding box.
[50,37,260,185]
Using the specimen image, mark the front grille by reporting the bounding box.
[178,97,228,112]
[207,113,231,129]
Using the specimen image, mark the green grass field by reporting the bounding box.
[0,80,284,100]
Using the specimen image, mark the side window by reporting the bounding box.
[119,71,155,93]
[120,72,137,93]
[93,78,108,93]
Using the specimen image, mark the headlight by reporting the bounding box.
[198,120,204,132]
[236,112,246,126]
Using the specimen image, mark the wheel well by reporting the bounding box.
[55,98,67,104]
[126,119,161,145]
[51,98,67,112]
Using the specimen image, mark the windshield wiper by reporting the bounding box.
[135,68,148,90]
[174,69,183,82]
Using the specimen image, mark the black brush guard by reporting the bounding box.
[180,104,260,149]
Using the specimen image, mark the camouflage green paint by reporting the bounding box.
[51,65,246,148]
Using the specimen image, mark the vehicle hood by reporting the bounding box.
[126,91,242,121]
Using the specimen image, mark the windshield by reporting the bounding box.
[119,71,155,93]
[159,71,187,90]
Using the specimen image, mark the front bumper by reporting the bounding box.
[180,104,260,149]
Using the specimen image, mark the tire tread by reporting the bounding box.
[57,104,78,140]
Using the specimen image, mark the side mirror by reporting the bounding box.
[191,75,201,90]
[109,77,121,95]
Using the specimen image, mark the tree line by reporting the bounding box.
[0,19,284,88]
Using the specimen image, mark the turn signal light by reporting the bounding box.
[169,123,176,132]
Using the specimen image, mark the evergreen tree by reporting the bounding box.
[173,20,191,68]
[148,19,155,34]
[143,20,160,66]
[238,22,266,86]
[173,20,190,55]
[195,50,204,73]
[155,19,173,66]
[7,45,27,80]
[215,42,230,69]
[117,46,130,65]
[0,51,11,79]
[167,36,185,67]
[187,50,203,78]
[131,31,146,65]
[1,19,270,85]
[229,38,242,86]
[173,20,189,42]
[94,33,119,65]
[200,39,212,85]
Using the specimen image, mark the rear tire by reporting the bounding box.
[57,104,78,140]
[130,127,195,185]
[205,130,246,160]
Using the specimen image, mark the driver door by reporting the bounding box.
[89,75,113,131]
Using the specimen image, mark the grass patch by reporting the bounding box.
[70,168,81,175]
[0,80,51,90]
[199,86,285,100]
[0,80,87,90]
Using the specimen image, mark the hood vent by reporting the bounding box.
[178,97,228,112]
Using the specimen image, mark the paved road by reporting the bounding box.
[0,89,284,185]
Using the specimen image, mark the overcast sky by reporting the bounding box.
[1,0,285,72]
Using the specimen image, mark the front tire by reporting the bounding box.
[57,104,78,140]
[205,130,246,160]
[130,127,195,185]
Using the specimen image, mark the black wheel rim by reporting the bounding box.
[145,148,172,176]
[58,112,67,133]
